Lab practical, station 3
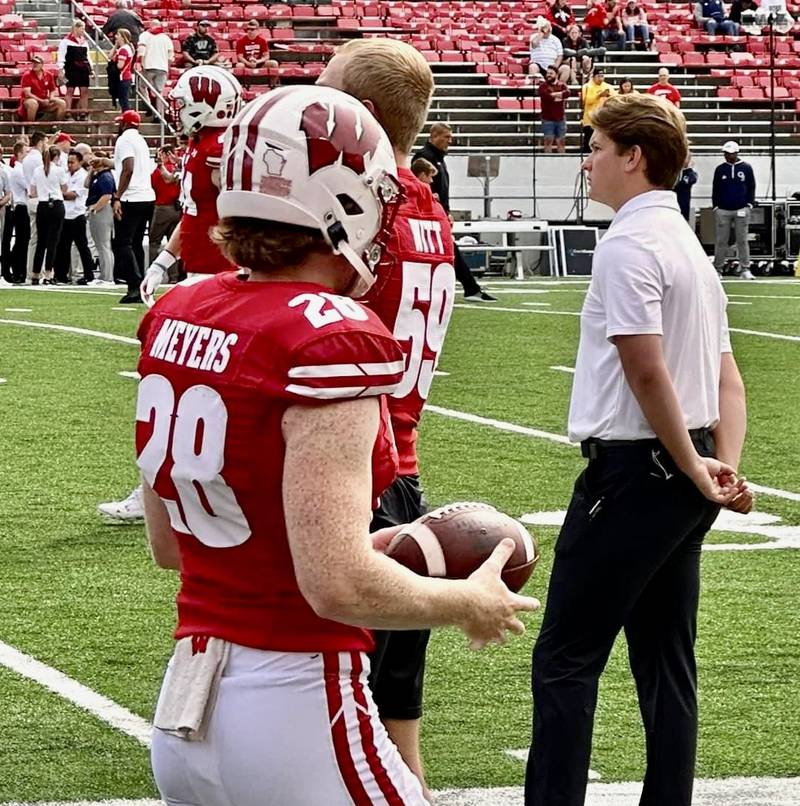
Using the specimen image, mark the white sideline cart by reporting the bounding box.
[451,220,554,279]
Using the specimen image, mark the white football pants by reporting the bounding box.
[151,645,428,806]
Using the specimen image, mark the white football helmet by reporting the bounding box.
[169,66,242,135]
[218,85,401,297]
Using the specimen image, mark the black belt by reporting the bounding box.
[581,428,713,460]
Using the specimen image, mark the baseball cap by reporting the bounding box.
[246,19,260,28]
[722,140,740,153]
[115,109,141,126]
[30,54,44,64]
[197,19,210,25]
[54,132,76,145]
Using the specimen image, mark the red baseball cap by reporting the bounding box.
[115,109,141,126]
[54,132,76,145]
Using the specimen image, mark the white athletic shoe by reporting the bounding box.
[97,485,145,522]
[739,269,756,280]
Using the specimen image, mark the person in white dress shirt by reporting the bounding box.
[525,94,753,806]
[30,146,68,284]
[55,150,95,284]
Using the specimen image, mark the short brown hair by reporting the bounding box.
[410,157,437,178]
[211,218,328,272]
[590,93,688,189]
[335,39,434,156]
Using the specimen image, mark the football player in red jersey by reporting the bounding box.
[140,85,538,806]
[318,39,457,798]
[140,64,243,306]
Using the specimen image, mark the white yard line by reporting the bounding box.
[727,293,800,299]
[550,365,575,374]
[118,371,141,380]
[0,319,139,345]
[727,301,752,306]
[425,405,800,504]
[4,307,32,312]
[0,641,152,747]
[729,327,800,343]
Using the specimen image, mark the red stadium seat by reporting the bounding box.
[497,98,521,110]
[740,86,765,99]
[717,87,740,98]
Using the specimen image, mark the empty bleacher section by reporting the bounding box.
[1,0,799,154]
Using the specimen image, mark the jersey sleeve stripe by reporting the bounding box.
[286,384,369,399]
[288,360,405,379]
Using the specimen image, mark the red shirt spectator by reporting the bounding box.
[17,58,66,121]
[647,69,682,106]
[117,42,135,81]
[151,157,181,206]
[235,22,270,67]
[539,75,572,121]
[20,68,56,103]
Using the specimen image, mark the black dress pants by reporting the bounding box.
[55,215,95,283]
[1,206,14,281]
[10,204,30,282]
[525,432,720,806]
[453,243,481,297]
[32,201,65,276]
[115,201,154,294]
[368,474,430,721]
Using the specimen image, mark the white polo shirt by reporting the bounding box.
[31,164,68,202]
[568,190,731,442]
[22,149,43,187]
[64,167,89,220]
[529,34,563,69]
[113,127,156,203]
[9,163,29,205]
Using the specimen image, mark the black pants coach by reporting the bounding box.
[525,431,720,806]
[1,206,14,281]
[55,214,94,283]
[115,201,154,294]
[453,243,482,297]
[368,474,430,720]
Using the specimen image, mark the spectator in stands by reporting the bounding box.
[86,153,116,283]
[622,0,651,49]
[111,29,136,112]
[729,0,758,26]
[712,140,755,279]
[235,20,278,71]
[410,157,437,186]
[138,18,174,114]
[182,20,219,67]
[674,154,698,222]
[55,150,94,284]
[415,124,497,301]
[563,24,599,83]
[528,19,571,83]
[600,0,626,49]
[538,65,571,153]
[694,0,739,35]
[17,56,66,123]
[102,0,143,46]
[112,109,155,303]
[57,19,94,121]
[617,76,638,94]
[30,146,68,285]
[0,154,11,283]
[149,146,181,268]
[581,66,615,151]
[647,67,682,106]
[8,141,30,284]
[583,1,608,48]
[545,0,576,41]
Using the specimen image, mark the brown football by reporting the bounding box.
[386,502,538,593]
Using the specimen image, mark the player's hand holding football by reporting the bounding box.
[461,539,540,651]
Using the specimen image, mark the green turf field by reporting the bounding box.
[0,279,798,801]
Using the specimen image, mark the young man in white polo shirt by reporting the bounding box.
[525,94,753,806]
[112,109,155,303]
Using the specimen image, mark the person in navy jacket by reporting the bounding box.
[712,141,756,279]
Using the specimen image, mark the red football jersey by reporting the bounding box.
[361,168,455,476]
[135,274,403,653]
[179,128,235,275]
[647,83,682,106]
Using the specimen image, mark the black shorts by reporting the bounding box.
[368,474,431,721]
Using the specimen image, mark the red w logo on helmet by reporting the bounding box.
[189,75,222,109]
[300,101,380,177]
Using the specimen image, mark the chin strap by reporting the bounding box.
[338,240,375,298]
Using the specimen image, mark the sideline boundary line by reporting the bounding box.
[0,641,152,747]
